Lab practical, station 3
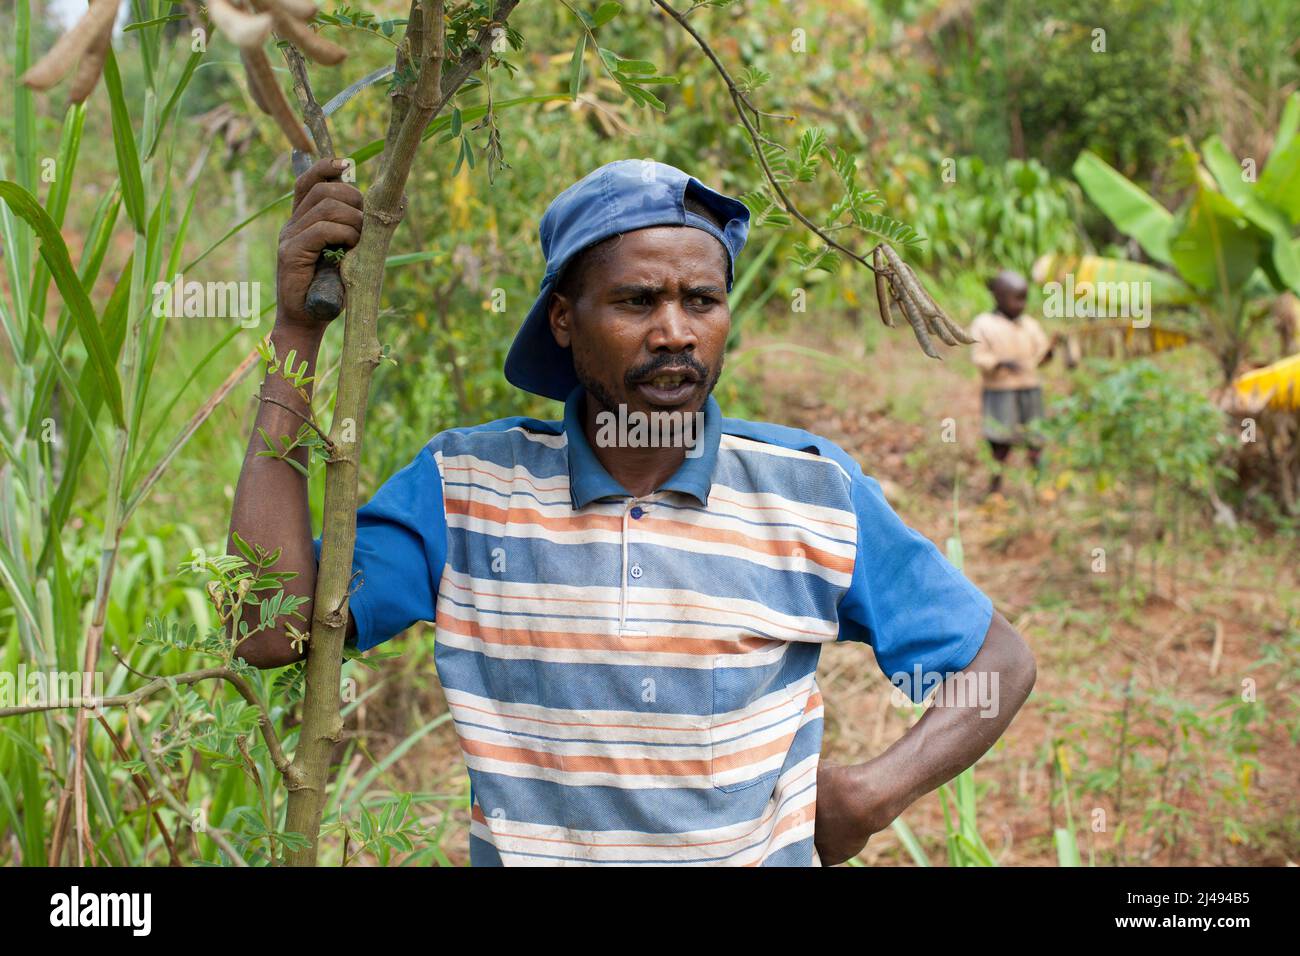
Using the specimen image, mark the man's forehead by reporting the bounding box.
[592,227,728,282]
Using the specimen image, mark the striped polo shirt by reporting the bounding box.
[333,385,993,865]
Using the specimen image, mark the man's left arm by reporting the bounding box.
[814,610,1036,866]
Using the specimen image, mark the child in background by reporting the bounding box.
[969,270,1053,499]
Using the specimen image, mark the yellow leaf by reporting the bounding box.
[1056,745,1071,780]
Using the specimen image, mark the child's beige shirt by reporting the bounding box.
[968,311,1051,390]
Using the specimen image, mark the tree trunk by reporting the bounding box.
[281,0,521,867]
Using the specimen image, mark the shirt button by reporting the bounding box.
[630,506,644,519]
[629,564,643,580]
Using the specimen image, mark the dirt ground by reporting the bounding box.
[347,318,1300,866]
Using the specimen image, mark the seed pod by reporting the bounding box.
[923,301,961,347]
[241,45,313,151]
[880,243,978,347]
[873,247,895,327]
[937,310,978,345]
[209,0,274,48]
[897,290,941,359]
[20,0,119,92]
[68,11,115,103]
[240,47,275,114]
[273,0,321,19]
[268,7,347,65]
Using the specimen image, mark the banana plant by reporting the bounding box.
[1036,92,1300,383]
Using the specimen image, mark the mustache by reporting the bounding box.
[624,353,709,386]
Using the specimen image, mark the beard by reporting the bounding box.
[571,347,724,413]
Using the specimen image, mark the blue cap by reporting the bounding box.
[504,159,751,401]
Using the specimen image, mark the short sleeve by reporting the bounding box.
[312,443,447,652]
[837,470,994,702]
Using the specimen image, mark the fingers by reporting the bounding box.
[281,195,364,244]
[283,219,362,260]
[292,157,351,210]
[294,180,363,222]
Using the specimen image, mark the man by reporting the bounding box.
[969,270,1054,499]
[231,158,1036,866]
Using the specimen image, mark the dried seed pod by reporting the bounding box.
[240,47,275,113]
[67,10,115,103]
[936,310,977,346]
[922,301,961,347]
[20,0,119,92]
[268,7,347,65]
[209,0,274,49]
[873,246,896,327]
[241,45,313,151]
[273,0,321,19]
[880,243,978,348]
[896,290,941,359]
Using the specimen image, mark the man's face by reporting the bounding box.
[548,226,730,417]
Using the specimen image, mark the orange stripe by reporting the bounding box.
[635,513,852,573]
[461,737,710,778]
[445,496,622,533]
[445,498,852,575]
[435,608,783,657]
[710,730,799,775]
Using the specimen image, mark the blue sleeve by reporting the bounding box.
[312,443,447,652]
[837,470,994,702]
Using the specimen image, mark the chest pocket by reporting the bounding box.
[709,643,819,793]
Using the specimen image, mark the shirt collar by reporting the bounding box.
[563,384,722,509]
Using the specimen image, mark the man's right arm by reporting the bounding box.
[228,158,363,668]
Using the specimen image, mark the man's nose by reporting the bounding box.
[646,300,697,352]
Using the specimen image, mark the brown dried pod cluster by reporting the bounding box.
[19,0,120,103]
[22,0,346,152]
[873,244,976,359]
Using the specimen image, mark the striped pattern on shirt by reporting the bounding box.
[338,388,994,866]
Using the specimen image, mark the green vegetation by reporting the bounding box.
[1,0,1297,867]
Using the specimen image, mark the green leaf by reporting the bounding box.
[592,2,623,27]
[148,46,206,159]
[890,818,932,867]
[1054,827,1082,867]
[1257,135,1300,226]
[0,181,125,427]
[1202,135,1300,293]
[103,50,147,234]
[568,33,587,99]
[1168,187,1261,293]
[1073,151,1173,266]
[615,58,656,75]
[450,107,462,138]
[1266,91,1300,171]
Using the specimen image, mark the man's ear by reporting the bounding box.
[549,292,573,349]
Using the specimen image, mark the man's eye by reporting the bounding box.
[689,295,718,307]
